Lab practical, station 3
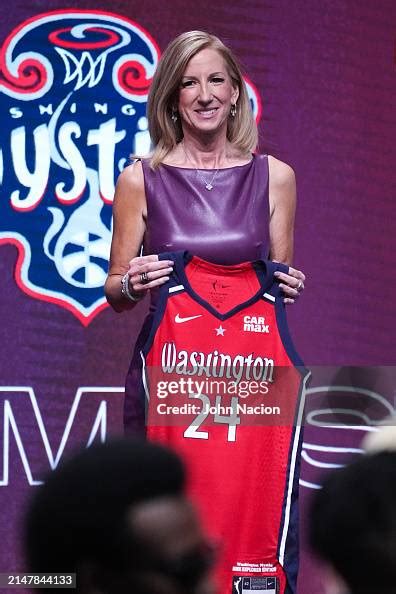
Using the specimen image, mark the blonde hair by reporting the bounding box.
[147,31,258,169]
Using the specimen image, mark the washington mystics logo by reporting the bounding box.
[0,12,262,325]
[0,10,159,324]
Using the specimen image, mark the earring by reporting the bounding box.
[171,108,178,123]
[230,103,237,117]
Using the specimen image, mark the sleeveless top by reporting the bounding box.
[141,153,270,265]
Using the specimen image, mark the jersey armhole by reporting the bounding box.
[274,299,309,377]
[140,251,185,356]
[140,282,168,357]
[268,262,309,377]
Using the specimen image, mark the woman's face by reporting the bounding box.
[177,47,239,139]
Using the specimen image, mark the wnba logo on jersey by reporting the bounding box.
[0,10,159,324]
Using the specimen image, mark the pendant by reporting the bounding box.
[205,183,213,190]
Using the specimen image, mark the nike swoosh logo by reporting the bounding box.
[175,314,203,324]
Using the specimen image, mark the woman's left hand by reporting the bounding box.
[274,267,306,304]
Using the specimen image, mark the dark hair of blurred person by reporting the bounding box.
[25,438,215,594]
[309,451,396,594]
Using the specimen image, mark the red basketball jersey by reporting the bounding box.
[141,252,310,594]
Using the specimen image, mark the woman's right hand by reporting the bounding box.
[126,254,174,298]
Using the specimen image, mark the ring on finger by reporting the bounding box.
[296,280,304,291]
[140,271,149,284]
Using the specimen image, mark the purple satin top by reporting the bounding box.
[141,153,270,265]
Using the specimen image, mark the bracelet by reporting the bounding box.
[121,273,143,302]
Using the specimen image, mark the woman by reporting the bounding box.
[105,30,305,306]
[105,30,306,594]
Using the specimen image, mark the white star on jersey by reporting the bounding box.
[215,325,226,336]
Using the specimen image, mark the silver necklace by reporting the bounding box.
[182,143,220,191]
[196,168,219,191]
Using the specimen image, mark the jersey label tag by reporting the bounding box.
[232,576,279,594]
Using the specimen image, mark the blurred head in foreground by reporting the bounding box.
[25,438,214,594]
[309,451,396,594]
[361,415,396,453]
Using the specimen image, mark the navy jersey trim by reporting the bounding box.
[274,300,308,374]
[264,261,308,373]
[140,253,184,357]
[140,250,188,355]
[171,251,279,321]
[276,372,311,593]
